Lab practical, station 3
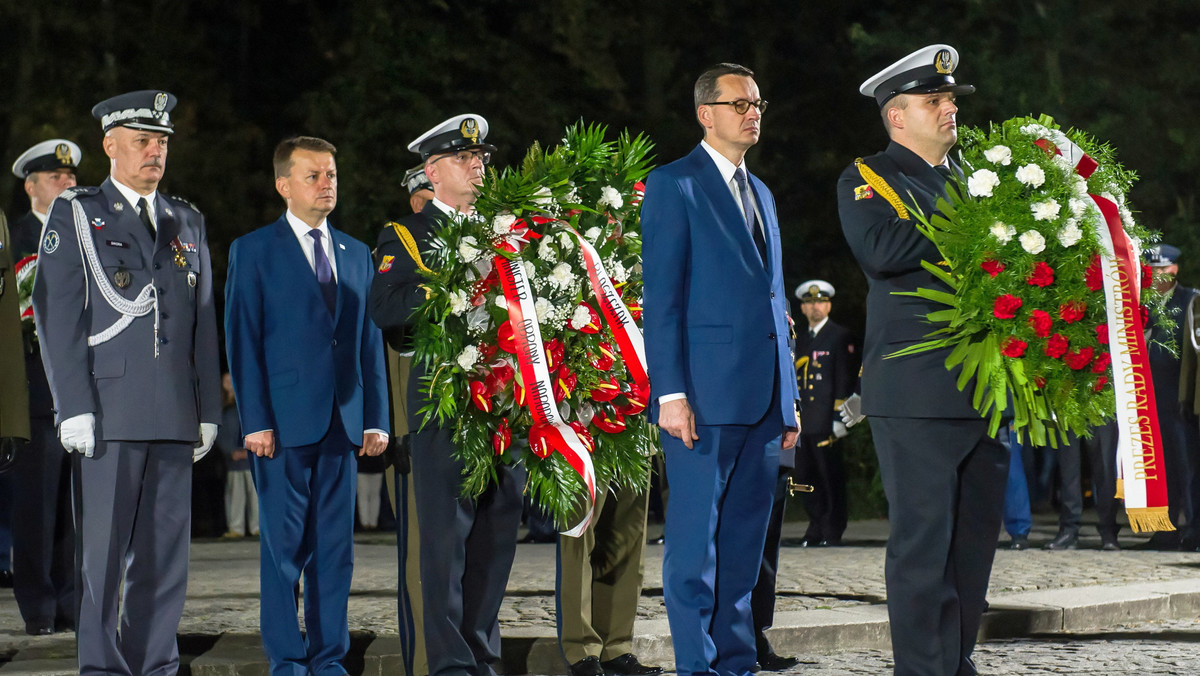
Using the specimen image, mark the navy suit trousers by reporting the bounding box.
[251,412,356,676]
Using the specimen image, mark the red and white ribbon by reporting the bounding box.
[567,228,649,390]
[1037,133,1170,531]
[494,253,596,537]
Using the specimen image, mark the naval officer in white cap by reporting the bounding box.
[836,46,1008,676]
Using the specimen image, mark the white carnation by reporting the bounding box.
[1020,123,1051,138]
[569,304,593,330]
[1015,163,1046,188]
[456,345,480,371]
[1072,174,1089,197]
[533,187,554,207]
[1119,204,1136,228]
[983,145,1012,165]
[1019,230,1046,255]
[598,186,623,210]
[457,236,481,262]
[549,262,575,289]
[1057,221,1083,247]
[537,240,557,261]
[559,232,574,249]
[524,261,536,278]
[990,221,1016,244]
[492,213,517,235]
[564,183,580,204]
[1030,199,1061,221]
[608,258,629,283]
[584,227,602,242]
[534,298,555,323]
[967,169,1001,198]
[1069,198,1090,216]
[448,289,470,316]
[1052,155,1074,173]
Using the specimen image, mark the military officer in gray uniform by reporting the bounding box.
[32,90,221,676]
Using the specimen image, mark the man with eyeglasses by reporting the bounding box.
[837,45,1007,676]
[369,114,526,676]
[641,63,799,676]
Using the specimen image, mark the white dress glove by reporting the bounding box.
[833,420,849,439]
[195,423,219,463]
[60,413,96,458]
[838,393,865,428]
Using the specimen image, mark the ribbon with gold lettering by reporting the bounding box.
[1040,131,1171,532]
[494,252,596,537]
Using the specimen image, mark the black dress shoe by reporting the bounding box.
[25,621,53,635]
[1008,534,1030,550]
[1101,539,1121,551]
[600,653,663,675]
[647,535,664,545]
[799,537,830,548]
[1044,532,1078,551]
[570,656,605,676]
[0,570,12,588]
[757,652,800,672]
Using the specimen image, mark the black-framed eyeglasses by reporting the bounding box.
[432,149,492,165]
[703,98,768,115]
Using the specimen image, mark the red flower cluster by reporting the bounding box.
[1093,376,1109,392]
[1064,347,1095,370]
[981,259,1005,277]
[1141,263,1153,290]
[1091,351,1112,374]
[1027,261,1055,287]
[1095,323,1109,344]
[993,294,1023,319]
[1001,337,1028,358]
[1085,255,1104,292]
[1058,300,1087,324]
[1045,333,1069,358]
[1028,310,1053,338]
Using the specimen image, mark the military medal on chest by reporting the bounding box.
[113,268,132,289]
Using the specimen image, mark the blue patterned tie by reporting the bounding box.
[734,168,767,265]
[308,229,337,316]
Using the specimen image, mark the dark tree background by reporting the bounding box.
[5,0,1200,340]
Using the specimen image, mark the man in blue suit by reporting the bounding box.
[641,63,800,676]
[225,136,389,676]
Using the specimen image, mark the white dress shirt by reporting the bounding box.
[111,178,159,230]
[286,211,338,282]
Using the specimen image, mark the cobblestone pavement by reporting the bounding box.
[775,618,1200,674]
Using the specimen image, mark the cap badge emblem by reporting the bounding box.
[55,143,71,164]
[460,118,479,143]
[935,49,954,74]
[154,92,168,111]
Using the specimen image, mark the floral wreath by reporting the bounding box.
[894,114,1168,445]
[411,123,656,531]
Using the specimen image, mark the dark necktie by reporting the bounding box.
[308,229,337,316]
[734,168,767,266]
[136,197,155,241]
[809,328,816,339]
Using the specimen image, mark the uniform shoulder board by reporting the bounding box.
[164,193,202,214]
[854,157,909,220]
[58,186,100,202]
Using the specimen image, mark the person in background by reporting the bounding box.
[218,372,257,538]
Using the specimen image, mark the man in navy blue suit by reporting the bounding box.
[225,136,389,676]
[641,63,800,676]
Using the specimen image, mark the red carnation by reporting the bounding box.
[993,294,1023,319]
[1058,300,1087,324]
[1141,305,1151,326]
[1027,310,1053,338]
[1094,376,1109,392]
[1001,337,1028,358]
[1064,346,1095,370]
[1092,351,1112,374]
[981,259,1006,278]
[1085,255,1104,292]
[1027,261,1055,287]
[1033,376,1047,389]
[1045,333,1069,359]
[1095,323,1109,344]
[1142,263,1153,289]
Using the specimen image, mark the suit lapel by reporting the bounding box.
[688,146,767,276]
[329,225,348,323]
[99,178,153,270]
[273,216,332,323]
[153,193,180,256]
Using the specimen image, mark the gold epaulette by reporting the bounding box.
[855,158,910,220]
[387,221,432,275]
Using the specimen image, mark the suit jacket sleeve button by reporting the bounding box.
[768,332,776,340]
[332,339,337,346]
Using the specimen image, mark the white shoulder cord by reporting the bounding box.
[72,200,160,356]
